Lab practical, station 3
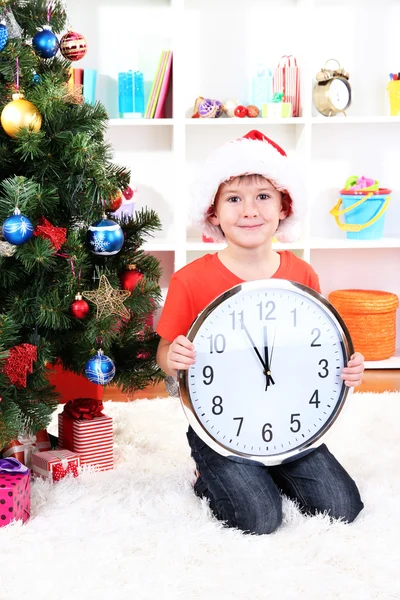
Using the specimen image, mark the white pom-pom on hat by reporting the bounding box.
[191,129,306,243]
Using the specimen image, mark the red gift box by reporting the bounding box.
[31,449,81,482]
[0,459,30,526]
[47,362,103,404]
[58,400,113,471]
[1,429,51,467]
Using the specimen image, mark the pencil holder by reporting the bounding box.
[387,80,400,116]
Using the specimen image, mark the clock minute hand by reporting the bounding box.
[241,321,267,371]
[263,326,275,390]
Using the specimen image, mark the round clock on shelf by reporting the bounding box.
[313,59,351,117]
[178,279,354,466]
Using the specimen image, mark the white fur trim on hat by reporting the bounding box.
[190,131,306,243]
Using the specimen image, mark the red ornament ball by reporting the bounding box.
[122,186,135,200]
[234,105,248,118]
[108,191,123,212]
[71,294,89,319]
[119,265,143,292]
[60,31,87,61]
[247,105,260,118]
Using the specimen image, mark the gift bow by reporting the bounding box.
[0,457,29,474]
[63,398,104,420]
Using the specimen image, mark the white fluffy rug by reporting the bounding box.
[1,392,399,600]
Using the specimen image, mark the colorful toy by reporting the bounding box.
[192,97,222,118]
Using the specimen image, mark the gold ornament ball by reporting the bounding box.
[1,94,42,138]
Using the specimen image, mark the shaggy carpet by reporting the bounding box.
[0,392,399,600]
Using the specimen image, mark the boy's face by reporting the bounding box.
[208,175,287,249]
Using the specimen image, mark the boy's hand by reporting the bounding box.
[341,352,365,387]
[167,335,196,373]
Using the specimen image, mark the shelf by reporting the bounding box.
[365,350,400,370]
[311,116,400,125]
[108,119,174,127]
[107,116,400,128]
[185,117,306,126]
[310,237,400,250]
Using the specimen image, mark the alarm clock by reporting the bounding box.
[313,59,351,117]
[178,279,354,466]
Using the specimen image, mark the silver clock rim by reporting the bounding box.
[178,278,354,467]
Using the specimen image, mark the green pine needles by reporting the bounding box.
[0,0,164,448]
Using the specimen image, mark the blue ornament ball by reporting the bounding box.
[2,210,34,246]
[85,350,116,385]
[87,217,124,256]
[32,28,59,59]
[0,24,9,52]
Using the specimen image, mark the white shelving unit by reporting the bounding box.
[67,0,400,369]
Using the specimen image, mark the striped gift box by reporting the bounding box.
[58,413,113,471]
[32,449,80,482]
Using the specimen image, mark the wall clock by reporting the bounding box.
[178,279,354,466]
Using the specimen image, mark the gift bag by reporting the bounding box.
[273,55,300,117]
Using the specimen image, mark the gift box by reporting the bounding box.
[58,399,113,471]
[31,449,81,482]
[0,458,30,526]
[1,429,51,468]
[262,102,292,118]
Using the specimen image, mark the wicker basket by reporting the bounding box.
[328,289,399,361]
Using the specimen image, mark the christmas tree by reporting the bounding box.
[0,0,163,449]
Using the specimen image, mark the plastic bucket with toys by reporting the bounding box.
[330,176,391,240]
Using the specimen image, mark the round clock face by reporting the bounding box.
[328,78,351,111]
[178,280,354,466]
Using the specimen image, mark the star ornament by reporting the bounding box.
[82,275,131,319]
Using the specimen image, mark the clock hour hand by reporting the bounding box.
[263,326,275,390]
[241,321,267,372]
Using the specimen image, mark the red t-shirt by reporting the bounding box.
[157,251,321,342]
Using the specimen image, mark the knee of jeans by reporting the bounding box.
[325,491,364,523]
[232,501,282,535]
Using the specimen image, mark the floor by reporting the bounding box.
[104,369,400,401]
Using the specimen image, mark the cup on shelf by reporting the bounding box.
[83,68,97,106]
[387,80,400,116]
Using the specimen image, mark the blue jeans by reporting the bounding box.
[187,427,364,535]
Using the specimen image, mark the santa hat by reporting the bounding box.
[191,130,306,243]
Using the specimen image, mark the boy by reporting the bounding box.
[156,130,364,535]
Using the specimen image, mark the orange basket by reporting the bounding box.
[328,289,399,361]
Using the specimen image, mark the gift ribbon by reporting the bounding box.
[63,398,104,420]
[0,457,29,474]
